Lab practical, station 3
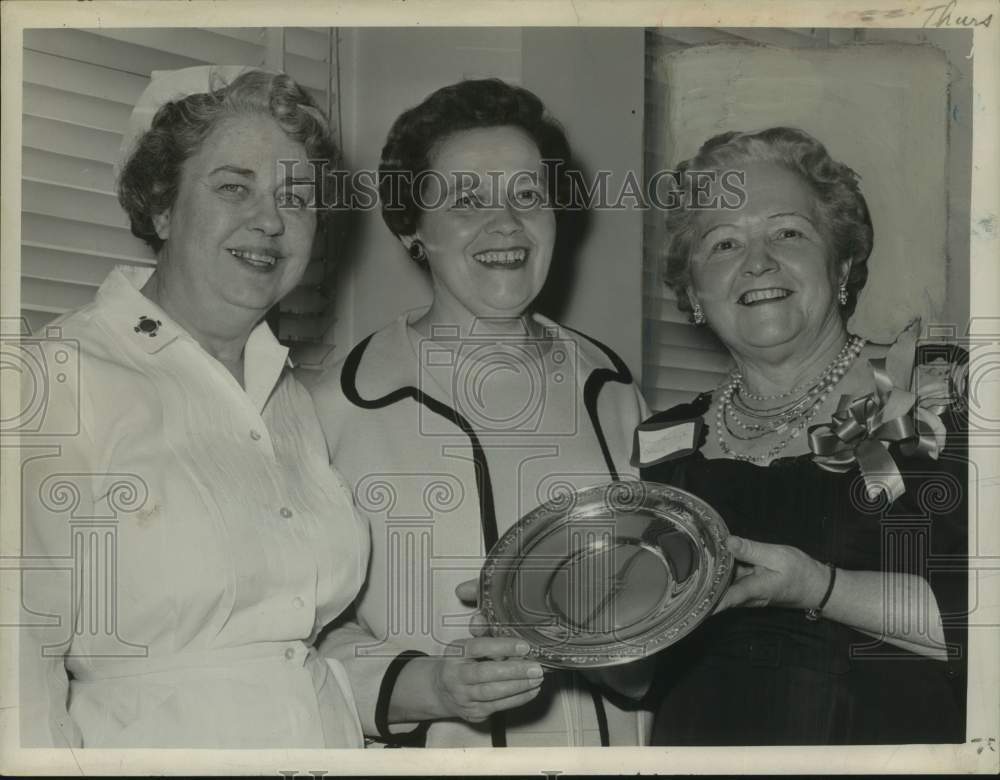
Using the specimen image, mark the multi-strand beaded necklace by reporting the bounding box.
[715,335,866,464]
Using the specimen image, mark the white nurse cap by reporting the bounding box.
[114,65,264,180]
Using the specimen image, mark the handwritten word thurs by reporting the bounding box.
[923,1,994,28]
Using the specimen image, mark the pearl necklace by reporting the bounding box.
[723,335,864,439]
[730,335,864,415]
[738,372,830,402]
[715,335,866,464]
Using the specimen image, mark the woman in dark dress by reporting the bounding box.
[639,127,967,745]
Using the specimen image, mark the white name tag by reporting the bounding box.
[637,421,697,466]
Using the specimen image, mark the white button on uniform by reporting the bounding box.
[292,596,305,608]
[284,647,295,660]
[250,429,262,441]
[280,507,293,519]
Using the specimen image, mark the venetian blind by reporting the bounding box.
[20,27,340,345]
[641,28,858,411]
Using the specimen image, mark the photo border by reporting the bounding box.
[1,0,997,775]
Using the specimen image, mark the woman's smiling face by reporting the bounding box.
[152,113,317,318]
[687,162,849,361]
[408,125,556,320]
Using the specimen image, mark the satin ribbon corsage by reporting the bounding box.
[808,320,952,502]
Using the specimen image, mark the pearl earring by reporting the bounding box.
[408,240,428,267]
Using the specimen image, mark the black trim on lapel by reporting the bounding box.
[341,334,501,551]
[341,333,507,747]
[563,326,634,482]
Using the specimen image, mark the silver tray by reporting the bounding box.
[480,481,733,669]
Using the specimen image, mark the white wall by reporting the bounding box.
[327,28,645,377]
[328,28,521,363]
[653,43,951,345]
[521,28,645,375]
[862,28,973,332]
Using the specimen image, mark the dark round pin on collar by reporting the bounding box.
[134,315,162,337]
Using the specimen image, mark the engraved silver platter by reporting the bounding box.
[480,480,733,669]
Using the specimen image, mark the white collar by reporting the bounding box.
[98,265,291,412]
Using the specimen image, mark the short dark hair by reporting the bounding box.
[118,70,340,253]
[663,126,873,320]
[378,78,573,267]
